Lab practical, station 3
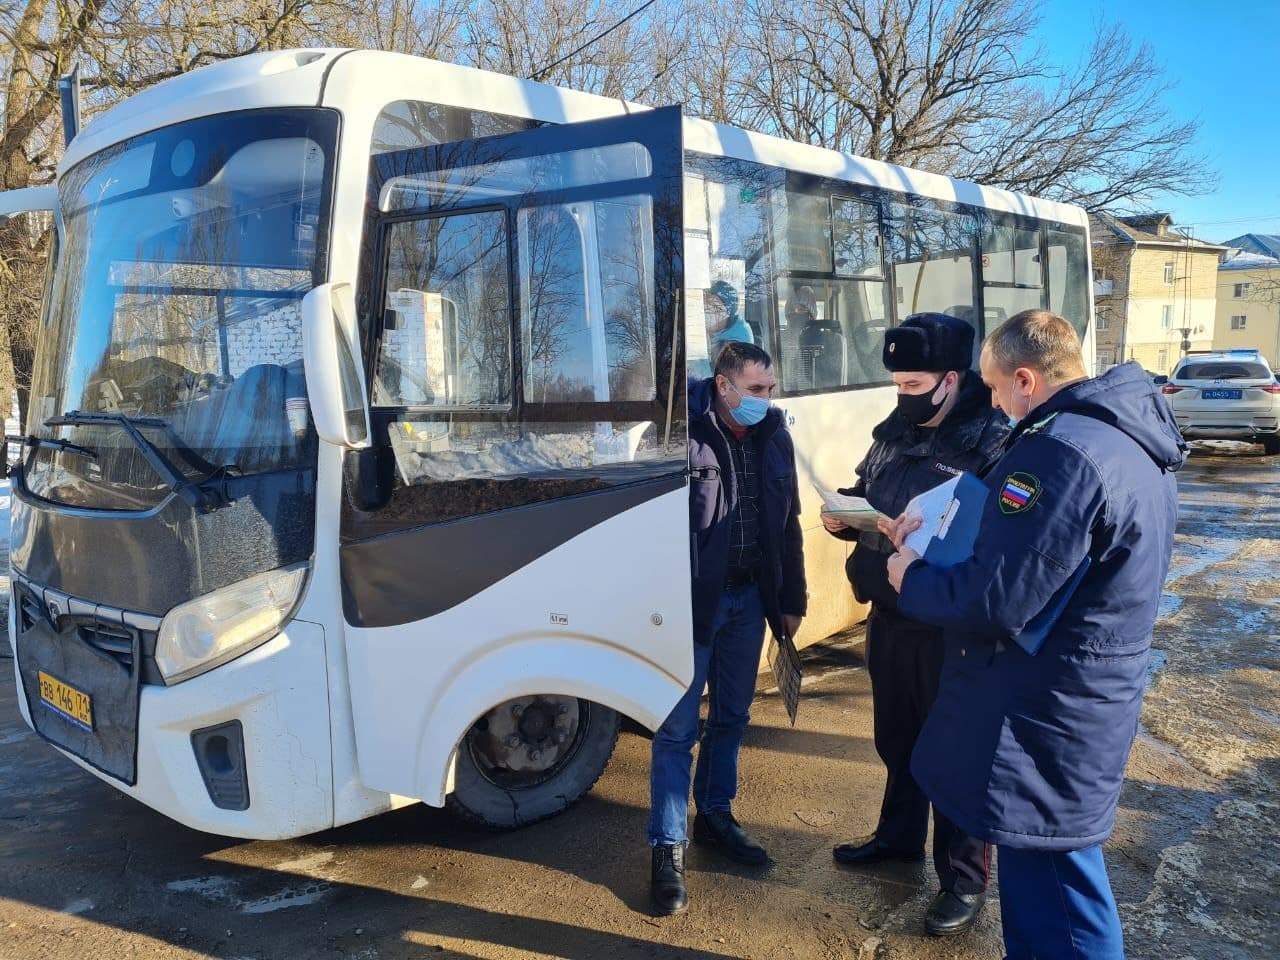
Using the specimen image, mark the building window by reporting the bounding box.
[1157,348,1168,371]
[1097,350,1113,367]
[1097,314,1109,331]
[1231,315,1248,330]
[1164,262,1175,285]
[1161,304,1173,329]
[1234,282,1251,298]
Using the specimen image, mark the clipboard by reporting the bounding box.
[768,631,802,725]
[909,471,1091,656]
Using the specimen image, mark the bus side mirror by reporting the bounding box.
[302,282,371,449]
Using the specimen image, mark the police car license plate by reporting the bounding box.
[1202,389,1241,400]
[38,671,94,730]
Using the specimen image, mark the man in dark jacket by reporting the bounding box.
[886,310,1186,959]
[824,313,1010,936]
[649,341,806,916]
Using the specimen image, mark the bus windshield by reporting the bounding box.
[26,108,338,510]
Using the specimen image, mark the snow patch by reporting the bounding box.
[239,882,331,914]
[272,851,333,873]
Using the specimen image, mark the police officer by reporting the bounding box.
[886,310,1186,959]
[823,313,1010,936]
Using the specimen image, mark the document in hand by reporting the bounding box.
[768,631,802,726]
[814,485,887,533]
[900,472,1091,656]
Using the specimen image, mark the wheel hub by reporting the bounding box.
[469,695,581,779]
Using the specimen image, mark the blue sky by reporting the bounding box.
[1036,0,1279,243]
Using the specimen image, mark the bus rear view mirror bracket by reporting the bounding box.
[343,446,393,512]
[302,282,372,449]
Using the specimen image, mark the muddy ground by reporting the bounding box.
[0,445,1276,960]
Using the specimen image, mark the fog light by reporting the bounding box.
[191,720,249,811]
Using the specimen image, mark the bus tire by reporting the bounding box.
[445,696,621,829]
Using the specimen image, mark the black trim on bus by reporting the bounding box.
[316,49,358,106]
[339,472,685,628]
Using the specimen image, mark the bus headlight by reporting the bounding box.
[156,564,309,684]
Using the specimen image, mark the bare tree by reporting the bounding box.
[461,0,681,103]
[705,0,1211,212]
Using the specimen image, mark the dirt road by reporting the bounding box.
[0,446,1276,959]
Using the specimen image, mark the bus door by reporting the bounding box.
[339,106,691,806]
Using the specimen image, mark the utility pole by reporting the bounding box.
[1172,226,1196,360]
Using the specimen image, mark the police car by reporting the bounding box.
[1162,349,1280,454]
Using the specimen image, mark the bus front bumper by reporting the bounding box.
[12,617,334,840]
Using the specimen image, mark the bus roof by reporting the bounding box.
[62,48,1087,229]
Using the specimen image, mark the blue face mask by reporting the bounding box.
[1005,384,1031,428]
[726,380,770,426]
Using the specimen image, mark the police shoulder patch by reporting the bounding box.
[999,471,1042,514]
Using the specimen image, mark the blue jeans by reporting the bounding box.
[648,585,766,846]
[998,843,1124,960]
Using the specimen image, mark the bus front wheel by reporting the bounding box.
[446,695,621,829]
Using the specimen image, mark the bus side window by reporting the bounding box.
[886,199,980,344]
[373,211,512,410]
[518,200,657,405]
[682,155,780,376]
[773,191,891,393]
[1046,227,1089,340]
[980,221,1045,335]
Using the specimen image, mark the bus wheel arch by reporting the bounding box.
[447,695,622,829]
[412,643,686,829]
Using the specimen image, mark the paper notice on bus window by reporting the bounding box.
[386,288,425,320]
[902,475,962,555]
[686,234,711,289]
[686,288,711,368]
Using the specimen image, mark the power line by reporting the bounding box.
[1179,213,1280,228]
[528,0,661,82]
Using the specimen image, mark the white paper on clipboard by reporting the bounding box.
[902,474,962,555]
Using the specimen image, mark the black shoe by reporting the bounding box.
[692,810,768,865]
[832,834,926,865]
[650,842,688,915]
[924,889,986,936]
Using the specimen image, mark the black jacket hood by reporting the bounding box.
[1019,361,1188,472]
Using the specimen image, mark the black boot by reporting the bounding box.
[832,834,925,865]
[692,810,768,865]
[924,889,986,936]
[650,842,688,915]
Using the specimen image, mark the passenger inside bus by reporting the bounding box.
[704,279,754,350]
[787,285,847,390]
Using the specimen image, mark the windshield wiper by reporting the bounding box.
[6,434,98,461]
[46,411,225,511]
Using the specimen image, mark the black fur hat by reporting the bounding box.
[882,313,975,373]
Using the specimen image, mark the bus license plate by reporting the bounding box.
[1202,389,1242,400]
[38,671,94,730]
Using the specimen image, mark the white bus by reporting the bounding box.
[1,49,1093,840]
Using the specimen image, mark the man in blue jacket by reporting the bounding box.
[649,340,806,916]
[884,310,1186,958]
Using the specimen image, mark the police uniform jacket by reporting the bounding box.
[898,363,1186,851]
[834,373,1010,618]
[688,376,807,645]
